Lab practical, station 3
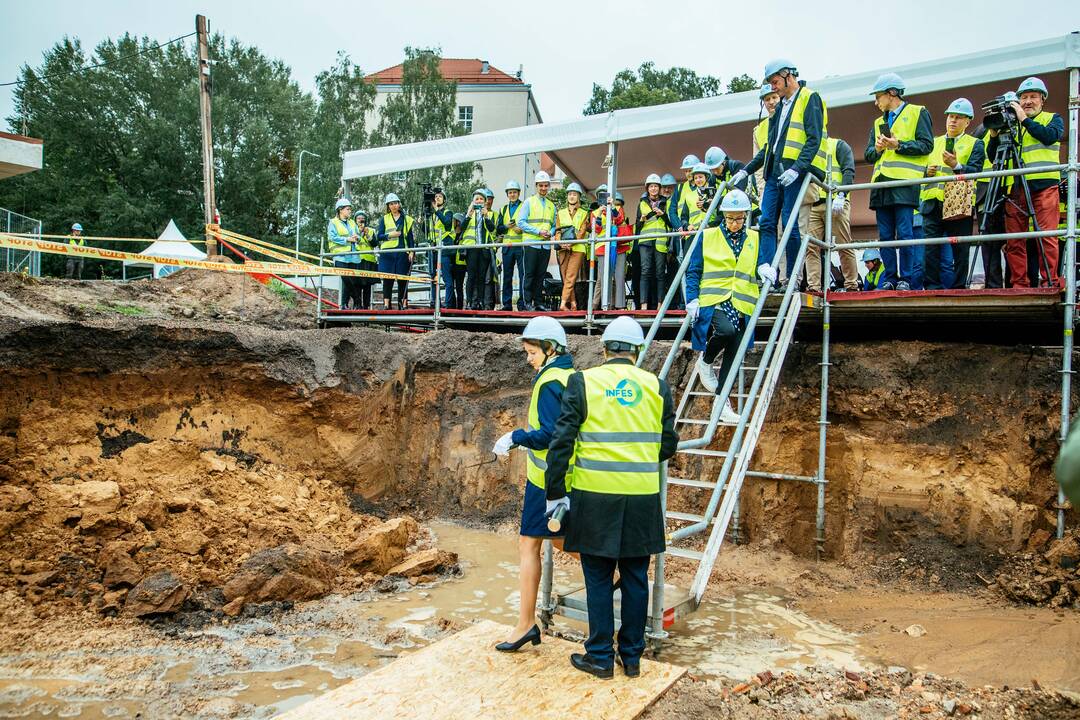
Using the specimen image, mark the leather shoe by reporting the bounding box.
[494,624,540,653]
[617,657,640,677]
[570,653,613,679]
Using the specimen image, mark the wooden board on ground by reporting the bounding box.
[277,619,686,720]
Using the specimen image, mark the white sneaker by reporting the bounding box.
[719,401,741,424]
[696,355,718,393]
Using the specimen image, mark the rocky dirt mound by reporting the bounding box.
[0,434,458,620]
[0,270,309,328]
[994,529,1080,608]
[646,667,1080,719]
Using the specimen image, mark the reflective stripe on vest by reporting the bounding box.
[699,227,760,314]
[520,195,556,242]
[1014,111,1061,186]
[921,133,977,203]
[638,198,668,252]
[381,213,414,250]
[573,364,664,495]
[434,212,453,242]
[771,86,829,176]
[873,103,929,180]
[526,364,575,489]
[557,206,589,254]
[500,203,523,242]
[459,214,485,246]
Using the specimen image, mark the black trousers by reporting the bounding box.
[465,248,491,309]
[522,247,549,308]
[980,206,1006,288]
[335,261,364,309]
[922,208,973,290]
[704,310,748,398]
[580,553,650,667]
[664,246,684,309]
[638,243,667,308]
[450,264,466,309]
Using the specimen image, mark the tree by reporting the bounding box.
[358,47,480,221]
[584,62,756,115]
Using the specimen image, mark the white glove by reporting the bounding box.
[731,170,748,187]
[685,298,700,323]
[778,168,799,187]
[545,496,570,517]
[492,431,515,457]
[831,193,846,214]
[758,263,777,285]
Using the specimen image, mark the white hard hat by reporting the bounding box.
[602,316,645,347]
[335,197,352,211]
[505,180,521,192]
[644,173,662,186]
[71,223,83,232]
[384,192,401,205]
[720,189,752,213]
[534,170,552,184]
[521,316,568,351]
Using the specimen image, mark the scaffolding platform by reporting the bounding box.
[553,583,697,632]
[277,619,686,720]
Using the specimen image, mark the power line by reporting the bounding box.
[0,31,197,88]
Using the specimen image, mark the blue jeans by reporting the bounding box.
[440,252,456,307]
[581,553,650,668]
[875,205,915,285]
[759,166,805,278]
[909,224,925,290]
[501,245,524,308]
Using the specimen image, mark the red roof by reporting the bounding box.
[368,58,522,85]
[0,131,43,145]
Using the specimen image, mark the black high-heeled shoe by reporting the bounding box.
[494,624,541,653]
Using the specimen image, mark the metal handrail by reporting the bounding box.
[834,162,1072,193]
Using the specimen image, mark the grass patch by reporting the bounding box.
[267,279,298,308]
[96,301,147,316]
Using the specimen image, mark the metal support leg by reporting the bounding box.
[539,539,554,630]
[1059,65,1079,539]
[815,158,835,558]
[730,500,742,545]
[647,461,669,652]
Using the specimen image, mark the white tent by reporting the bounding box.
[124,220,206,279]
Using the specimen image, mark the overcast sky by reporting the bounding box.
[3,0,1077,130]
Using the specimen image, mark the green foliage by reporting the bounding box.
[584,62,756,115]
[96,301,147,316]
[267,278,298,307]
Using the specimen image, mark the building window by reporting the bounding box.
[457,106,473,133]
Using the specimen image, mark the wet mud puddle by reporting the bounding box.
[0,522,864,718]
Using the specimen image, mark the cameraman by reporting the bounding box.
[986,77,1064,288]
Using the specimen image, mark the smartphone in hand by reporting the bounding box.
[879,121,892,139]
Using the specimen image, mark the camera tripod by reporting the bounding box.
[971,127,1052,286]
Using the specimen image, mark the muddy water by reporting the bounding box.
[0,522,865,718]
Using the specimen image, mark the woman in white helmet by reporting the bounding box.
[326,198,363,309]
[491,315,576,652]
[375,193,415,310]
[684,189,761,423]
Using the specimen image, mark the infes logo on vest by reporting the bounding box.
[606,378,643,407]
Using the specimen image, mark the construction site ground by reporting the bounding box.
[1,271,1078,719]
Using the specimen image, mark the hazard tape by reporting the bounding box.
[0,234,416,282]
[213,227,324,264]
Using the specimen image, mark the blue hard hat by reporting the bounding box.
[614,191,624,203]
[704,146,727,170]
[764,58,796,81]
[862,248,882,263]
[384,192,400,205]
[680,154,701,170]
[759,83,776,100]
[1017,76,1048,99]
[504,180,521,192]
[482,188,494,199]
[71,223,83,232]
[691,162,710,176]
[945,98,974,118]
[452,212,465,224]
[566,182,583,194]
[595,184,608,193]
[870,73,906,95]
[660,173,677,186]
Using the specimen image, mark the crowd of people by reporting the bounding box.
[325,60,1068,311]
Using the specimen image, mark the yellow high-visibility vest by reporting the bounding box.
[764,86,830,176]
[556,206,589,254]
[1014,110,1062,187]
[637,198,668,253]
[572,363,664,495]
[817,138,845,199]
[873,103,930,181]
[698,227,760,315]
[499,203,523,243]
[381,213,414,250]
[921,133,977,203]
[519,195,556,243]
[525,364,575,489]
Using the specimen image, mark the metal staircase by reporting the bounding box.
[539,174,821,647]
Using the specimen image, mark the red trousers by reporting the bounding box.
[1004,184,1061,287]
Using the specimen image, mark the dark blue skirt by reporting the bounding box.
[378,251,411,276]
[520,480,565,538]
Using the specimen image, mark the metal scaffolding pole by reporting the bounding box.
[1059,65,1079,538]
[601,142,617,310]
[816,157,835,558]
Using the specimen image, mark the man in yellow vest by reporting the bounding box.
[736,59,827,287]
[864,73,934,291]
[544,316,678,679]
[684,190,760,423]
[987,77,1065,288]
[921,99,986,290]
[515,171,558,311]
[798,138,858,292]
[65,223,86,279]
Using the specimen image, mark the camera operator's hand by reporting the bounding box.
[1010,101,1025,120]
[942,150,958,168]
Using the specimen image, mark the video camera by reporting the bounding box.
[419,182,444,206]
[698,184,717,205]
[980,91,1021,134]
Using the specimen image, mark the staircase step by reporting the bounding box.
[665,510,705,523]
[668,476,718,489]
[666,546,704,561]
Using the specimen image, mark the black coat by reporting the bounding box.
[544,358,679,558]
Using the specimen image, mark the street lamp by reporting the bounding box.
[295,149,321,260]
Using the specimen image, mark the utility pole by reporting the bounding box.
[196,14,218,256]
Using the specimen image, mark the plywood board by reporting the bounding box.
[277,620,686,720]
